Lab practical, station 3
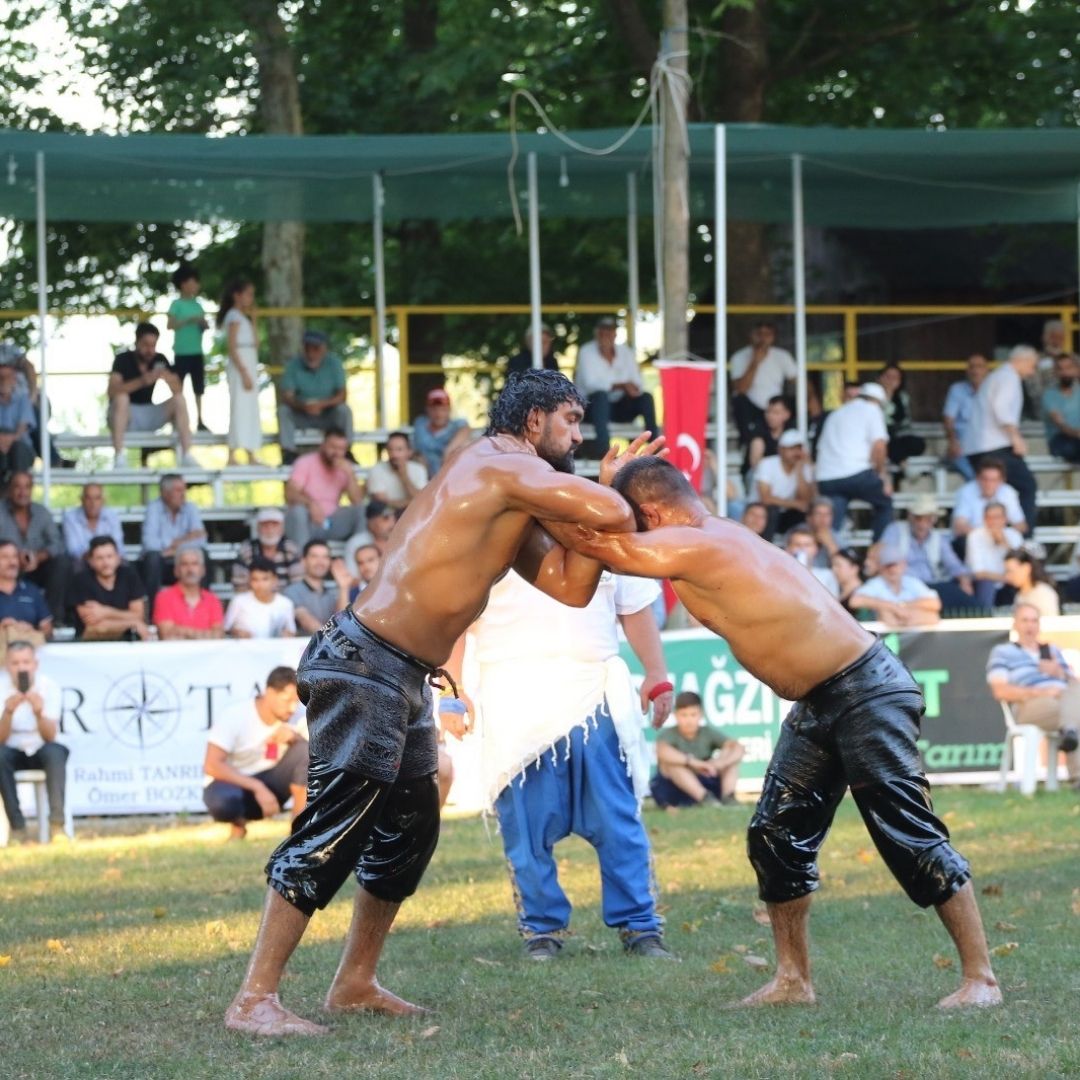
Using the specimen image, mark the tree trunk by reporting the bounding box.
[660,0,689,361]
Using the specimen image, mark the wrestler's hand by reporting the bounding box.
[253,783,281,817]
[438,694,474,740]
[598,432,668,487]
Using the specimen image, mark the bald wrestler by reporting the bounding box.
[547,456,1001,1010]
[226,370,661,1037]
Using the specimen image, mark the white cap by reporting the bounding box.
[778,429,805,449]
[859,383,888,406]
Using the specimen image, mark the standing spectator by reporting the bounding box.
[69,537,149,641]
[152,547,224,640]
[0,472,71,624]
[343,500,398,568]
[966,502,1024,608]
[276,330,354,466]
[62,484,125,563]
[814,383,894,541]
[412,387,472,475]
[283,539,341,634]
[807,497,844,569]
[333,542,381,609]
[750,429,814,539]
[784,525,839,597]
[283,428,364,548]
[223,557,296,639]
[728,320,797,446]
[203,666,308,840]
[1002,549,1060,618]
[878,363,926,467]
[962,344,1039,532]
[0,540,52,641]
[107,322,198,469]
[740,502,770,539]
[232,508,302,594]
[1040,352,1080,464]
[950,458,1027,543]
[166,264,210,432]
[366,431,428,510]
[508,324,560,374]
[0,359,35,481]
[851,547,942,627]
[942,354,989,481]
[744,395,793,476]
[0,641,67,843]
[216,278,264,467]
[831,547,865,614]
[574,317,657,457]
[140,474,207,608]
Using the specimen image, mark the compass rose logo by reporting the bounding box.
[102,670,182,749]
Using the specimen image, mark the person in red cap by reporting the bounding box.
[412,387,471,475]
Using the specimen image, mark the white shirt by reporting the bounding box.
[366,460,428,505]
[965,525,1024,576]
[963,363,1023,455]
[814,398,889,482]
[854,574,937,604]
[574,340,643,401]
[750,456,814,502]
[729,345,798,411]
[205,699,306,782]
[223,592,296,639]
[950,479,1026,535]
[0,671,62,756]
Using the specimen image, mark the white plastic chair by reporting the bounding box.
[0,769,75,846]
[997,702,1061,796]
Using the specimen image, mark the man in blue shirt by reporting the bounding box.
[139,474,207,608]
[0,539,52,639]
[61,483,125,563]
[850,545,943,627]
[1040,353,1080,464]
[0,362,35,480]
[942,353,988,481]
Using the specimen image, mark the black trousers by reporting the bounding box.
[585,391,659,457]
[967,448,1037,533]
[0,741,68,828]
[203,739,309,823]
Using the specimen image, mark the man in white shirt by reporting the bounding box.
[574,316,657,455]
[0,640,67,843]
[223,557,297,639]
[366,431,428,510]
[729,320,798,446]
[950,457,1028,542]
[751,429,815,539]
[203,665,308,840]
[965,502,1024,609]
[784,525,839,597]
[942,354,988,481]
[962,345,1038,532]
[814,383,894,541]
[851,546,942,627]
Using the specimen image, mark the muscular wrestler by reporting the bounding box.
[547,456,1002,1010]
[226,370,659,1037]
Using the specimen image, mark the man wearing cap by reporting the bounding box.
[750,429,815,540]
[508,324,560,374]
[851,546,943,627]
[366,432,428,511]
[574,317,658,457]
[412,388,472,475]
[277,331,354,466]
[729,321,798,446]
[814,383,894,541]
[284,428,365,548]
[233,508,302,593]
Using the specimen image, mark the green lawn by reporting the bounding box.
[1,789,1078,1079]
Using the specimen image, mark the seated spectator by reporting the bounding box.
[744,395,793,477]
[650,691,744,808]
[1040,352,1080,464]
[332,542,381,609]
[202,665,308,840]
[987,603,1079,789]
[1002,548,1059,618]
[0,640,67,843]
[140,474,207,608]
[282,539,341,634]
[831,547,865,614]
[0,540,52,642]
[942,354,989,481]
[805,374,828,457]
[750,429,814,539]
[574,317,657,457]
[223,557,296,639]
[0,359,35,481]
[966,502,1024,609]
[951,458,1027,546]
[851,546,942,627]
[107,322,198,469]
[283,427,364,548]
[0,341,72,472]
[62,483,125,563]
[1035,318,1071,401]
[807,497,844,569]
[784,524,839,597]
[366,431,428,510]
[343,499,398,568]
[508,323,559,374]
[0,471,71,624]
[814,383,894,541]
[232,508,302,594]
[152,547,225,640]
[412,387,472,475]
[69,537,149,641]
[1063,541,1080,606]
[740,501,770,539]
[728,320,796,447]
[276,330,354,466]
[877,362,926,467]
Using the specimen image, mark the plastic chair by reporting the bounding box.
[0,769,75,846]
[997,702,1061,796]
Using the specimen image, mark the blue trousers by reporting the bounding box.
[495,706,660,939]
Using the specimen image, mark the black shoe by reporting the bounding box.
[523,936,562,961]
[1059,727,1079,755]
[197,421,212,433]
[624,934,678,960]
[7,826,29,845]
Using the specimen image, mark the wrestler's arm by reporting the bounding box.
[544,522,696,582]
[502,457,635,531]
[512,523,603,608]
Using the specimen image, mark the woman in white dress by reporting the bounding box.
[216,278,264,465]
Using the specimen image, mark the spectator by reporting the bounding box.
[412,387,472,475]
[1034,318,1072,401]
[343,499,398,568]
[784,524,839,597]
[276,329,354,466]
[69,537,149,641]
[223,557,296,639]
[987,603,1079,789]
[0,471,71,624]
[508,324,559,374]
[107,322,198,469]
[831,547,865,614]
[728,320,796,446]
[333,542,381,609]
[0,540,52,642]
[807,497,844,569]
[740,501,770,539]
[283,427,364,548]
[366,431,428,510]
[964,502,1024,609]
[574,317,657,456]
[1040,352,1080,464]
[942,354,989,481]
[851,546,942,627]
[282,539,341,634]
[0,342,69,471]
[232,508,302,594]
[140,474,207,608]
[878,363,926,468]
[950,457,1027,543]
[1063,541,1080,606]
[216,278,264,467]
[814,383,894,541]
[166,264,209,432]
[650,691,744,807]
[1002,548,1059,618]
[744,395,793,476]
[805,374,828,457]
[962,344,1039,532]
[0,359,35,481]
[62,483,125,563]
[152,547,225,640]
[0,640,67,843]
[202,665,308,840]
[750,429,814,539]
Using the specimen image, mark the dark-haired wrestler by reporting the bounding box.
[546,456,1002,1010]
[226,371,662,1036]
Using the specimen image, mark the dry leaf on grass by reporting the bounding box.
[956,1049,975,1060]
[743,954,769,970]
[981,883,1003,897]
[473,957,501,967]
[994,921,1017,932]
[152,907,167,919]
[420,1025,440,1039]
[0,955,11,967]
[710,957,732,974]
[615,1050,630,1067]
[204,920,227,937]
[991,941,1019,957]
[932,953,954,970]
[1071,898,1080,917]
[751,907,771,926]
[856,850,876,864]
[46,939,65,952]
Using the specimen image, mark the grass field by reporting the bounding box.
[2,788,1078,1079]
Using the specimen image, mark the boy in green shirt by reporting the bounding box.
[167,265,209,431]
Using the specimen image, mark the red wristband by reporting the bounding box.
[647,681,674,702]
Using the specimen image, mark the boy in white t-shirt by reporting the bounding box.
[223,557,297,639]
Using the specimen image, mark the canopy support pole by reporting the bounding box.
[35,152,50,507]
[627,172,639,351]
[372,172,389,427]
[528,152,543,369]
[1075,181,1080,352]
[714,125,727,517]
[792,153,808,437]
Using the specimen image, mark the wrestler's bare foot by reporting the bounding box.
[324,980,430,1017]
[739,974,816,1007]
[937,977,1003,1009]
[225,991,329,1036]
